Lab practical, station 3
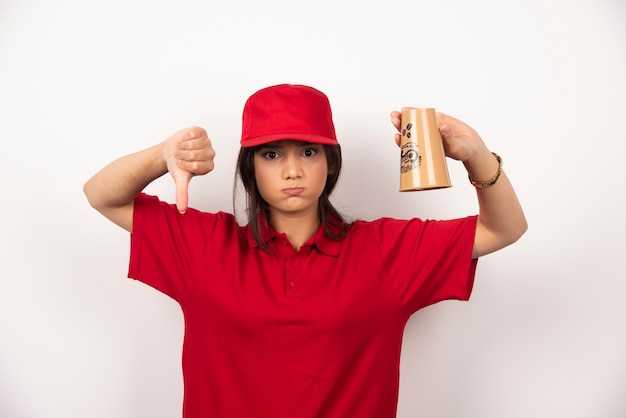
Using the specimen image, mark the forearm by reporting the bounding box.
[390,110,527,257]
[464,149,527,257]
[83,143,167,212]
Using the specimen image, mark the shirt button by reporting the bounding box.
[289,282,296,290]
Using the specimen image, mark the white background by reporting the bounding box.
[1,0,625,417]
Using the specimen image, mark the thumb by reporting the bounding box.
[439,123,452,139]
[174,172,191,214]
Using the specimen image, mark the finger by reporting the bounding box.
[437,112,466,132]
[182,126,206,140]
[174,174,190,214]
[390,111,402,131]
[179,135,211,151]
[179,144,216,164]
[176,128,207,152]
[436,111,448,125]
[394,132,402,147]
[391,107,416,131]
[177,156,214,176]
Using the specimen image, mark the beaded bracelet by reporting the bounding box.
[468,152,502,189]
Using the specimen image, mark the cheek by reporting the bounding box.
[254,170,269,193]
[313,165,330,190]
[253,166,277,201]
[252,158,266,184]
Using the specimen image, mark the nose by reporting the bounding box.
[283,153,302,180]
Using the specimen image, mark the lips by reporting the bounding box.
[282,187,304,196]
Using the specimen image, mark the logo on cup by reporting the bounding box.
[400,122,421,173]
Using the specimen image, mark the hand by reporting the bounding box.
[163,126,216,213]
[390,108,485,162]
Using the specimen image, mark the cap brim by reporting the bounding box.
[241,132,338,148]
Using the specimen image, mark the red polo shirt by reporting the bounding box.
[128,193,477,418]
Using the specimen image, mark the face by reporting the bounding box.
[254,140,328,221]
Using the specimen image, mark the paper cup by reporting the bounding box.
[399,108,451,191]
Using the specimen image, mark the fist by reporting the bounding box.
[163,126,216,213]
[390,108,483,162]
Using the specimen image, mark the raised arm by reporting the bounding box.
[83,126,215,232]
[391,109,527,258]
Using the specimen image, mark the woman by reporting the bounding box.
[83,84,527,418]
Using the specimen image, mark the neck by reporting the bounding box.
[270,210,320,251]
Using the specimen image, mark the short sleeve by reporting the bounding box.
[128,193,237,302]
[373,216,478,313]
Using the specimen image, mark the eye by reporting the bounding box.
[302,148,318,157]
[263,150,279,159]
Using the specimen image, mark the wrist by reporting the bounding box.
[154,142,170,174]
[465,151,502,189]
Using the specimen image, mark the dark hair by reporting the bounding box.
[234,144,351,252]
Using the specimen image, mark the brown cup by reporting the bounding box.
[399,108,451,191]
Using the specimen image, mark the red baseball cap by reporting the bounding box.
[240,84,339,147]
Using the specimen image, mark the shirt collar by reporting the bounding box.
[309,222,342,256]
[246,213,278,248]
[246,213,343,257]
